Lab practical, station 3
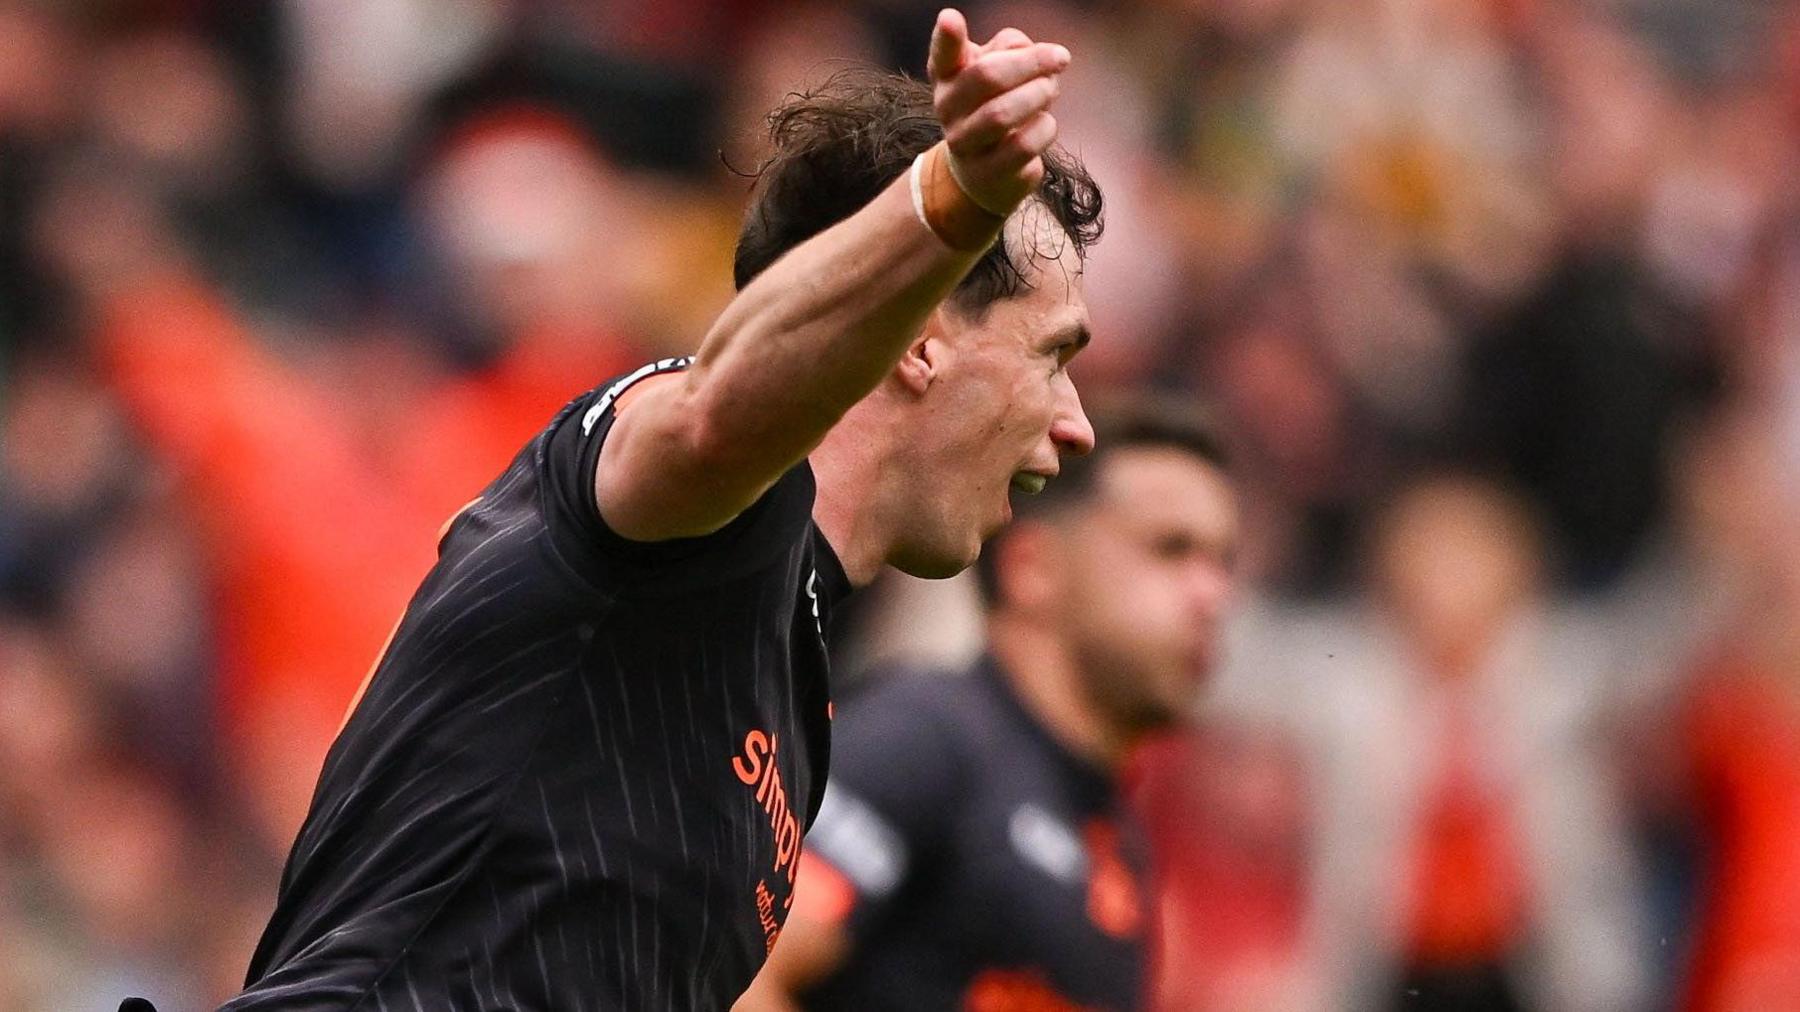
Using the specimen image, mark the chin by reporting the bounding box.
[1117,701,1187,742]
[890,537,981,581]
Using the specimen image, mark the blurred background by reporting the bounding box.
[1,0,1797,1008]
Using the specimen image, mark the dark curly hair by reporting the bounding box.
[732,66,1103,312]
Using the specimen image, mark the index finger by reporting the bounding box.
[935,42,1071,124]
[978,27,1034,55]
[927,8,972,83]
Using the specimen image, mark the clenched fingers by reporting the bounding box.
[945,74,1061,154]
[933,41,1070,126]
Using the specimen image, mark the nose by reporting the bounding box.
[1186,559,1234,623]
[1051,378,1095,457]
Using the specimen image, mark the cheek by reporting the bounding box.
[1065,554,1161,636]
[987,381,1056,457]
[1084,565,1190,645]
[981,352,1052,417]
[1017,370,1058,423]
[951,364,1030,447]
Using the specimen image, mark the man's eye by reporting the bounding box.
[1152,535,1195,559]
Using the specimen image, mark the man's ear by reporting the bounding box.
[895,309,948,398]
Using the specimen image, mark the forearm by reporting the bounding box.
[682,175,986,481]
[595,11,1070,540]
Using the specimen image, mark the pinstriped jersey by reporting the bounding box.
[227,359,852,1011]
[797,660,1149,1011]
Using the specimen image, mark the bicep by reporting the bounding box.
[593,371,780,541]
[538,362,808,594]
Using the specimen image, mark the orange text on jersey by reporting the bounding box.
[732,729,803,886]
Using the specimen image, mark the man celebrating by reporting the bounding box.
[737,403,1240,1011]
[214,8,1101,1012]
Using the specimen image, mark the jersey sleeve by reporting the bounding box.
[794,673,969,940]
[537,358,816,595]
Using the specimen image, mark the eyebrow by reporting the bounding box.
[1058,321,1091,352]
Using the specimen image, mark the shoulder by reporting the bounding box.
[837,664,994,743]
[539,361,819,595]
[808,667,991,897]
[827,663,1016,801]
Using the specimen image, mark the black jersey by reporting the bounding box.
[227,358,853,1011]
[796,658,1149,1011]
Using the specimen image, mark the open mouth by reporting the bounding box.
[1010,472,1049,495]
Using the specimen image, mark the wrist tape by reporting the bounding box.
[908,142,1007,252]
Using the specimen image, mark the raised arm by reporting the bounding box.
[596,9,1071,540]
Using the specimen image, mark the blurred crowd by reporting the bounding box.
[2,0,1799,1008]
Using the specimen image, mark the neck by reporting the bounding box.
[809,408,905,588]
[987,612,1131,771]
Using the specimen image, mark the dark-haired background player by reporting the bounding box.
[214,8,1106,1012]
[737,402,1240,1011]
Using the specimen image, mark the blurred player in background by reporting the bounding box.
[737,401,1239,1011]
[186,8,1107,1012]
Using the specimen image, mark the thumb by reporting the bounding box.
[927,8,971,83]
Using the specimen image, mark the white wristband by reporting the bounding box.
[909,151,931,233]
[909,142,1006,251]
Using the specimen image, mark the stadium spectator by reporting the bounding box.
[1286,474,1650,1010]
[1128,715,1315,1012]
[1650,405,1800,1011]
[33,104,651,846]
